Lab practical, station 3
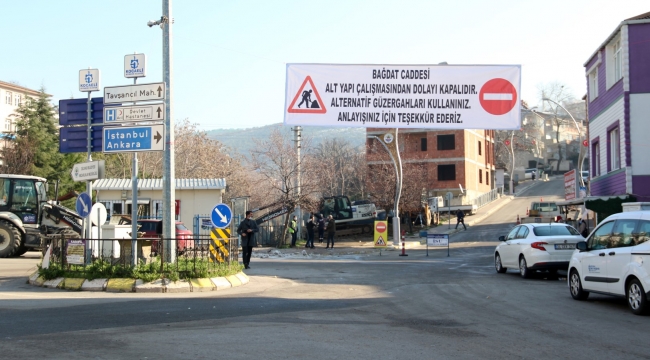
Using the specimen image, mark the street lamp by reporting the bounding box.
[542,98,585,188]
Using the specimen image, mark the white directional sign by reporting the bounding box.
[79,69,100,92]
[102,124,165,153]
[124,53,146,78]
[104,103,165,124]
[71,160,105,182]
[104,82,165,104]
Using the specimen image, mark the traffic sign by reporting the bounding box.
[374,220,388,248]
[71,160,105,182]
[104,103,165,124]
[90,203,108,226]
[102,124,165,153]
[59,126,104,153]
[445,192,454,201]
[504,139,511,146]
[79,69,100,92]
[211,203,233,229]
[104,82,165,104]
[76,192,92,218]
[582,139,589,147]
[59,98,113,126]
[479,78,518,116]
[375,221,387,233]
[124,53,146,78]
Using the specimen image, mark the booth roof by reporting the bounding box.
[93,178,226,191]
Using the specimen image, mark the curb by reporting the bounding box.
[27,271,249,293]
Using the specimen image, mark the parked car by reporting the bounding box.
[137,219,194,253]
[494,223,584,278]
[568,211,650,315]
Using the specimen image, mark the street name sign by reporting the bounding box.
[79,69,100,92]
[71,160,105,182]
[124,53,146,78]
[104,103,165,124]
[104,82,165,104]
[102,124,165,153]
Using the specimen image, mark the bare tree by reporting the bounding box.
[250,128,320,246]
[312,138,366,200]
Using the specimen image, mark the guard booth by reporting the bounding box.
[93,178,226,226]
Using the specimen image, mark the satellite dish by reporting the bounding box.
[459,184,464,194]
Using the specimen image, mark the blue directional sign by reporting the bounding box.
[59,126,104,153]
[59,98,112,126]
[211,203,232,229]
[76,192,92,218]
[102,124,165,153]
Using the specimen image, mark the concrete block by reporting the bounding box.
[28,272,40,285]
[106,278,135,292]
[164,280,191,293]
[210,277,232,290]
[32,276,46,287]
[190,278,215,292]
[135,279,165,293]
[61,278,85,290]
[234,272,249,285]
[81,279,107,291]
[226,275,242,287]
[43,277,64,289]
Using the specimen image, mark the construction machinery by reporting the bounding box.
[0,175,83,258]
[320,195,376,236]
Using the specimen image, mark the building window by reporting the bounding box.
[593,141,600,177]
[14,94,21,106]
[421,138,427,151]
[5,91,11,105]
[607,37,623,88]
[608,127,620,172]
[478,141,482,156]
[479,169,483,183]
[438,164,455,181]
[589,69,598,101]
[614,40,622,82]
[437,134,455,150]
[486,171,490,185]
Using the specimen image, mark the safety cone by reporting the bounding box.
[516,215,521,225]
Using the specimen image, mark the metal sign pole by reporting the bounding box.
[131,76,139,267]
[162,0,176,263]
[86,91,93,247]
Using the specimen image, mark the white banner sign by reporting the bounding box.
[284,64,521,129]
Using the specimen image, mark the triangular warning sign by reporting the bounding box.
[287,76,327,114]
[375,235,386,246]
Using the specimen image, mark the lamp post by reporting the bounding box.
[542,98,585,187]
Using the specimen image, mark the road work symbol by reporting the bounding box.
[287,76,327,114]
[375,235,386,246]
[479,78,517,116]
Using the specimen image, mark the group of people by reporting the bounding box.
[237,211,338,269]
[290,213,336,249]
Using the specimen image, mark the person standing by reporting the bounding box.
[455,209,467,230]
[289,215,298,247]
[317,214,325,244]
[237,210,259,270]
[578,218,589,238]
[325,215,336,249]
[305,214,315,249]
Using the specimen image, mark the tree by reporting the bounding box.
[250,128,320,246]
[2,89,84,197]
[312,138,367,200]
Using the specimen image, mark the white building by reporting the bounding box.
[0,81,42,165]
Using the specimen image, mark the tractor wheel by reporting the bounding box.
[0,220,23,258]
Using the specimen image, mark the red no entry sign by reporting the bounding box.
[504,139,511,146]
[479,78,517,115]
[582,140,588,147]
[375,222,386,233]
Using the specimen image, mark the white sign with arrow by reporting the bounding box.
[103,103,165,124]
[71,160,105,182]
[103,82,165,104]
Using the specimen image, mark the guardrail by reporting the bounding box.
[472,187,504,209]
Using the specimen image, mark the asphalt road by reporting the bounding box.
[2,178,650,359]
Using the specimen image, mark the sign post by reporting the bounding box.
[373,220,388,255]
[79,68,100,247]
[427,234,450,257]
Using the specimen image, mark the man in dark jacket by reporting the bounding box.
[317,214,325,244]
[305,214,315,249]
[325,215,336,249]
[455,209,467,230]
[237,211,259,269]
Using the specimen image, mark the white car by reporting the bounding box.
[568,211,650,315]
[494,223,584,278]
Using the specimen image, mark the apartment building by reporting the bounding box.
[0,81,42,165]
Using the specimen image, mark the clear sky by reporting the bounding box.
[1,0,647,130]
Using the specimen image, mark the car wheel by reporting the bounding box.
[519,256,530,279]
[627,278,649,315]
[495,253,507,273]
[569,269,589,300]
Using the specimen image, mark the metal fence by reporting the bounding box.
[42,234,239,279]
[193,214,289,247]
[472,186,504,209]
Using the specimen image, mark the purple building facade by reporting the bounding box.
[584,12,650,202]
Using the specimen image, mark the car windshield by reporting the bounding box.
[533,225,580,236]
[176,224,188,231]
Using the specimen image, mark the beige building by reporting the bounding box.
[0,81,42,165]
[93,178,226,225]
